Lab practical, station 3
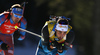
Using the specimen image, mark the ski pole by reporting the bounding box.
[15,26,42,38]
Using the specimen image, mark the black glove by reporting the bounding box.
[13,30,21,39]
[57,42,65,49]
[49,40,65,53]
[48,40,58,50]
[51,40,58,47]
[1,43,9,50]
[56,42,65,53]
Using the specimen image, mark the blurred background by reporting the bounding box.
[0,0,100,55]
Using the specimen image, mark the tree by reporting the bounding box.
[93,0,100,55]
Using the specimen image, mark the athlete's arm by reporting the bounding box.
[41,24,52,52]
[66,29,75,44]
[18,18,27,40]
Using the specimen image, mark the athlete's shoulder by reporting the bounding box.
[46,21,56,24]
[0,11,9,22]
[0,11,9,16]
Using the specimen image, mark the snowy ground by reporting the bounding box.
[14,47,76,55]
[14,41,77,55]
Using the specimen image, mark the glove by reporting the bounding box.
[57,45,63,53]
[57,43,63,50]
[47,45,54,51]
[13,30,21,39]
[56,42,65,53]
[50,40,58,48]
[1,43,9,50]
[48,40,58,50]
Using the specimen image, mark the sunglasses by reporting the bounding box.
[13,13,22,19]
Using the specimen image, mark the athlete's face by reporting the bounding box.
[55,29,67,40]
[11,13,22,23]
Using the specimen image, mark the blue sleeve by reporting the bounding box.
[18,18,27,40]
[39,40,51,53]
[0,14,6,26]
